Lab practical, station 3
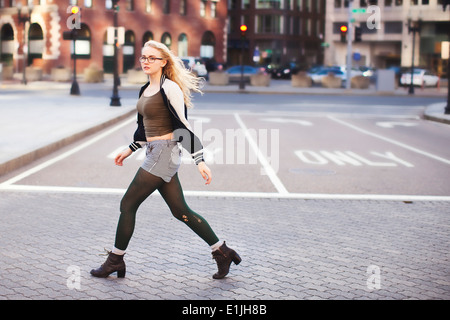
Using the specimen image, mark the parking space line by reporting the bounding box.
[0,117,136,187]
[233,113,289,195]
[2,184,450,201]
[328,116,450,165]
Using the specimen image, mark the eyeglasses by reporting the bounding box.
[139,56,163,63]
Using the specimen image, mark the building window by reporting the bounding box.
[161,32,172,49]
[422,0,429,4]
[84,0,93,7]
[105,0,112,9]
[334,0,342,8]
[180,0,186,15]
[385,0,393,6]
[125,0,134,11]
[71,23,91,59]
[178,33,188,57]
[256,0,283,9]
[395,0,402,5]
[242,0,250,9]
[385,21,403,33]
[200,31,215,58]
[143,31,153,45]
[256,15,283,34]
[163,0,170,14]
[145,0,152,13]
[200,1,206,17]
[211,1,217,18]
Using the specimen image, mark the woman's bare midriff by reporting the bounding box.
[146,132,174,142]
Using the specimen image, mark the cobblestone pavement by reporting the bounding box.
[0,190,449,301]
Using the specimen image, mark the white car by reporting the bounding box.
[307,68,346,85]
[400,69,439,87]
[181,57,208,77]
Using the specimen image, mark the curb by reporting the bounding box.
[0,109,136,177]
[423,102,450,125]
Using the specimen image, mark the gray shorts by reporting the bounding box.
[141,139,182,183]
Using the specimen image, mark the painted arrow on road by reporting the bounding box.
[261,117,313,126]
[376,121,418,128]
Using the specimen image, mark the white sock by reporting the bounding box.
[210,241,222,252]
[112,246,126,255]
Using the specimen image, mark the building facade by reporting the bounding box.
[227,0,326,69]
[0,0,227,76]
[324,0,450,77]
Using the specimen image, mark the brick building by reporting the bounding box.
[227,0,326,69]
[0,0,227,76]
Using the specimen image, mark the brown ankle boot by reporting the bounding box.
[90,251,126,278]
[212,242,241,279]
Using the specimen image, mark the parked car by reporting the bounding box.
[307,68,346,85]
[226,65,259,82]
[181,57,208,78]
[268,62,301,79]
[400,69,439,87]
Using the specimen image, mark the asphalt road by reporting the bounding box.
[4,93,449,199]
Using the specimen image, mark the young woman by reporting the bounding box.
[90,40,241,280]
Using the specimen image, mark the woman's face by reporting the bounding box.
[140,46,166,76]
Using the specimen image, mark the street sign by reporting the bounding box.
[352,8,367,14]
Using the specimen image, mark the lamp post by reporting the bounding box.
[407,18,422,95]
[17,3,33,85]
[239,24,247,90]
[110,0,121,107]
[443,1,450,114]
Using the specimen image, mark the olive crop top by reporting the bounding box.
[136,91,173,138]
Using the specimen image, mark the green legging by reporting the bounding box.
[114,168,219,250]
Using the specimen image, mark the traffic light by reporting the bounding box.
[340,25,348,43]
[354,26,362,42]
[240,24,247,38]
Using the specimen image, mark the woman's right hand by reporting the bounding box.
[114,148,133,166]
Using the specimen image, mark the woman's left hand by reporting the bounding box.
[198,162,212,185]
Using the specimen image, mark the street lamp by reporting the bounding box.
[407,18,422,95]
[17,2,34,85]
[110,0,121,107]
[239,24,247,90]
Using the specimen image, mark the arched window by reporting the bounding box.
[142,31,153,46]
[0,24,14,65]
[71,23,91,59]
[178,33,188,57]
[200,31,215,58]
[123,30,136,72]
[161,32,172,49]
[28,23,44,64]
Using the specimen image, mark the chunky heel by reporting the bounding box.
[232,253,242,265]
[117,268,126,278]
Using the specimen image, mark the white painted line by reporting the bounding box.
[0,117,136,186]
[1,184,450,201]
[329,116,450,165]
[233,113,289,195]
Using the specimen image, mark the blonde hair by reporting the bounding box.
[143,40,203,109]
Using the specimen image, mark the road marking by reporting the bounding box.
[329,116,450,165]
[376,121,418,128]
[261,117,313,126]
[0,117,136,187]
[2,184,450,201]
[233,113,289,195]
